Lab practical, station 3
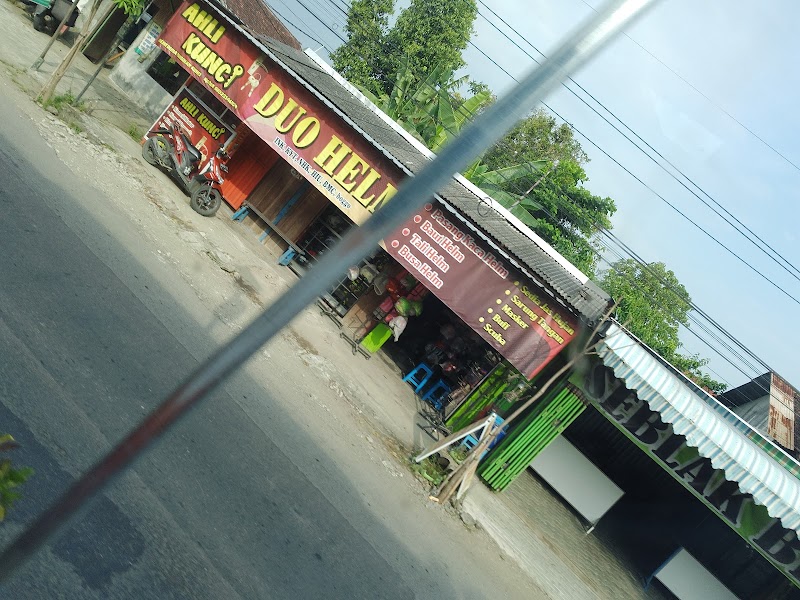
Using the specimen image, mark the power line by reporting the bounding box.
[474,0,800,284]
[286,0,347,44]
[294,0,786,392]
[574,0,800,175]
[267,0,329,47]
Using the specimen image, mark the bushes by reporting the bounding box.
[0,434,33,521]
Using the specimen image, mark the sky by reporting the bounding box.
[270,0,800,391]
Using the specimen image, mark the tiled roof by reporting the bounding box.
[215,0,301,50]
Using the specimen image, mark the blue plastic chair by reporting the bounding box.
[460,414,506,459]
[403,363,433,393]
[422,379,451,410]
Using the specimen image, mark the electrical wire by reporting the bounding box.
[473,0,800,284]
[573,0,800,175]
[311,0,800,307]
[268,0,329,47]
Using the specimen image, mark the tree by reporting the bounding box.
[481,110,615,276]
[330,0,394,98]
[383,0,477,91]
[39,0,143,105]
[483,109,588,167]
[600,259,726,393]
[362,56,492,151]
[331,0,478,97]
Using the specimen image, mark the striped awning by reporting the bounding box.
[598,323,800,536]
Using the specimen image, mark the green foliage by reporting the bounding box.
[45,92,76,111]
[671,354,728,394]
[113,0,144,16]
[127,124,143,141]
[481,110,615,276]
[410,455,449,486]
[600,259,726,393]
[601,259,689,357]
[383,0,477,91]
[361,56,492,152]
[0,434,34,522]
[483,109,589,167]
[332,0,477,97]
[330,0,395,97]
[448,445,468,464]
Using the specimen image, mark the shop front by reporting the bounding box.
[144,0,592,422]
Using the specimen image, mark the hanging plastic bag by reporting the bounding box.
[389,316,408,341]
[347,266,360,281]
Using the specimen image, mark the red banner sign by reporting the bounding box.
[154,88,231,168]
[157,1,403,227]
[386,201,577,378]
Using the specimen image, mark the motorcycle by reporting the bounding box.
[141,124,229,217]
[22,0,79,35]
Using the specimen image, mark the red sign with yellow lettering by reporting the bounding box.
[157,1,402,226]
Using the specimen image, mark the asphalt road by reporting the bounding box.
[0,94,454,597]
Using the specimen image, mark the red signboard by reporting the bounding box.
[156,1,403,227]
[154,88,231,169]
[386,201,578,378]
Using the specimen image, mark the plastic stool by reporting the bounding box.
[278,247,297,265]
[422,379,451,410]
[403,363,433,393]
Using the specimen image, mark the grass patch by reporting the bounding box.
[448,445,469,464]
[410,454,450,487]
[44,92,85,112]
[68,121,84,134]
[127,124,143,141]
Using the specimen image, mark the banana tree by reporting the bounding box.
[463,160,549,225]
[360,58,549,223]
[360,57,492,151]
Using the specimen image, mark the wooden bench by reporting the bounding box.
[231,203,305,262]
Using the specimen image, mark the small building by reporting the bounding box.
[718,372,800,458]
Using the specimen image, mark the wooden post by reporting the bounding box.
[39,0,103,105]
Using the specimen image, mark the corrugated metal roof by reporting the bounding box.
[599,323,800,536]
[244,35,611,321]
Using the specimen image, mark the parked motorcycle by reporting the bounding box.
[22,0,79,35]
[141,124,229,217]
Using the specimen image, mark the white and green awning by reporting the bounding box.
[597,323,800,536]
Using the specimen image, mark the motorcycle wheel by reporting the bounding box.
[141,138,160,166]
[190,185,222,217]
[32,12,47,32]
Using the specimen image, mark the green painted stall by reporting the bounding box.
[479,382,587,491]
[446,361,534,431]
